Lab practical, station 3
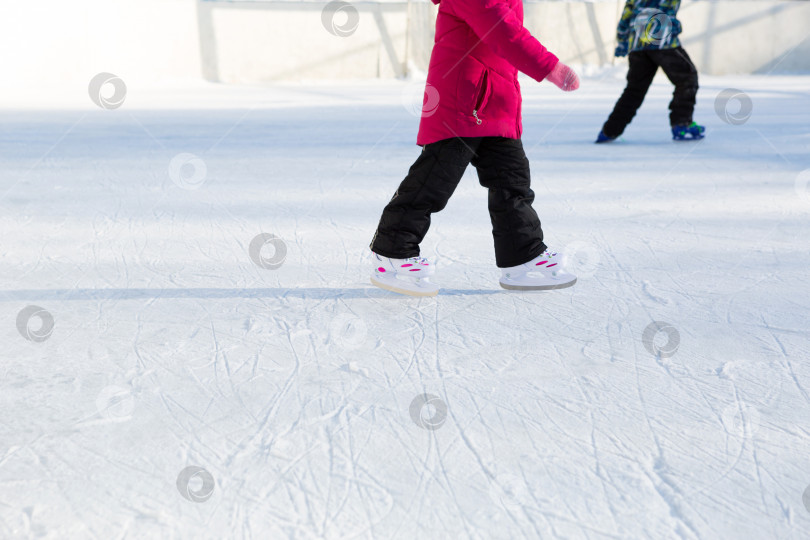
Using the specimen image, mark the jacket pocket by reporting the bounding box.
[472,69,490,125]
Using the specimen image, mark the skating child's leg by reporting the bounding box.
[370,137,480,259]
[470,137,546,268]
[653,47,699,127]
[601,51,659,138]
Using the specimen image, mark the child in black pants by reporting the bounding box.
[597,0,705,142]
[367,0,581,297]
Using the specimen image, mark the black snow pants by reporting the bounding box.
[370,137,546,269]
[602,47,699,138]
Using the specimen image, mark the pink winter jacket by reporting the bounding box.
[416,0,560,146]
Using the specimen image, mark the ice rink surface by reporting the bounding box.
[1,72,809,538]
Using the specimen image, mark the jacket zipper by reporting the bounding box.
[515,80,521,136]
[472,71,488,125]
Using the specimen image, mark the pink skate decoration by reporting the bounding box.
[370,254,439,297]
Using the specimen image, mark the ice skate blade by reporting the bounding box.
[370,275,439,297]
[499,277,577,291]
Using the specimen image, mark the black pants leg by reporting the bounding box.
[652,47,699,126]
[602,51,659,138]
[471,138,546,268]
[370,136,546,268]
[370,137,478,259]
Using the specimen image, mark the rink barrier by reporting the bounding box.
[1,0,808,92]
[196,0,810,81]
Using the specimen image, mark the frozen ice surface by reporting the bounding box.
[1,73,809,538]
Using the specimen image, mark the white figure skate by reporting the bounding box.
[370,252,439,297]
[499,250,577,291]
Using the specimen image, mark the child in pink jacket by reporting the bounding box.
[369,0,580,297]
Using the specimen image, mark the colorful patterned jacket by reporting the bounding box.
[617,0,683,52]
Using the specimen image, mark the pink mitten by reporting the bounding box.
[547,62,580,92]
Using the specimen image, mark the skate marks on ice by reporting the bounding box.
[3,77,810,537]
[359,238,808,536]
[0,288,571,536]
[577,240,810,535]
